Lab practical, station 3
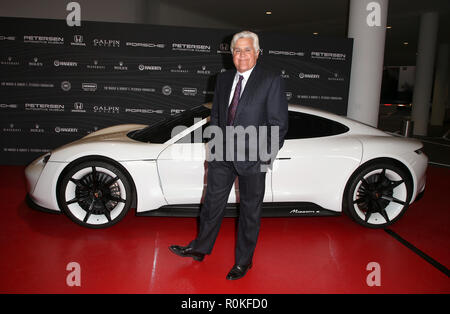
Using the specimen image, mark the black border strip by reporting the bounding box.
[384,228,450,277]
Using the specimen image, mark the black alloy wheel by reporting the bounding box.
[345,162,413,228]
[58,161,132,228]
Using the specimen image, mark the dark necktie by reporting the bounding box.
[227,75,244,126]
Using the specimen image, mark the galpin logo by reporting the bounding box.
[93,39,120,48]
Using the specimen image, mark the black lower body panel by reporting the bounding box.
[136,202,340,218]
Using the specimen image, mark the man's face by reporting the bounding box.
[232,37,259,73]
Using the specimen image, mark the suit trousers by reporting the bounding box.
[189,161,266,265]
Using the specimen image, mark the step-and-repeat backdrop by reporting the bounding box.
[0,17,353,165]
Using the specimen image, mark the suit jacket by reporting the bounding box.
[209,63,288,175]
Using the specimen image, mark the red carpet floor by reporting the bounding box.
[0,165,448,293]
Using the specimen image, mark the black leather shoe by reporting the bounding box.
[169,245,205,261]
[226,263,252,280]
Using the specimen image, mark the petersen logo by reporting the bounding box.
[24,35,64,44]
[172,43,210,53]
[25,103,65,112]
[311,51,346,61]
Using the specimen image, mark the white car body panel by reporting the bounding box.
[25,104,428,218]
[120,160,168,212]
[272,136,362,210]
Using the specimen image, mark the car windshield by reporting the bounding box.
[128,105,210,143]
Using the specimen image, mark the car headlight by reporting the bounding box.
[414,149,423,155]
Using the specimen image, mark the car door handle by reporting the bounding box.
[276,157,291,160]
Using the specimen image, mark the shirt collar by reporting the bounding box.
[236,65,256,82]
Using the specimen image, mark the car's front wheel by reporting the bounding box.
[344,161,413,228]
[57,160,132,228]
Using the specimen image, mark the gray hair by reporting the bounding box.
[230,30,260,53]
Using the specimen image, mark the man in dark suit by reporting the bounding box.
[169,31,288,280]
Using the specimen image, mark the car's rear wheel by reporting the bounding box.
[58,161,132,228]
[345,161,413,228]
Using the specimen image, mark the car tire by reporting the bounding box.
[344,161,413,228]
[57,160,132,228]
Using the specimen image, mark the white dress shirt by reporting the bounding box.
[228,66,255,106]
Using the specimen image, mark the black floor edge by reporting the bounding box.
[384,228,450,278]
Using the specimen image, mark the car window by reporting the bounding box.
[128,106,210,143]
[286,111,349,139]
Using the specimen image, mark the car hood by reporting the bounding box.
[81,124,147,141]
[49,124,165,162]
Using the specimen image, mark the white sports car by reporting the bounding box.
[25,104,428,229]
